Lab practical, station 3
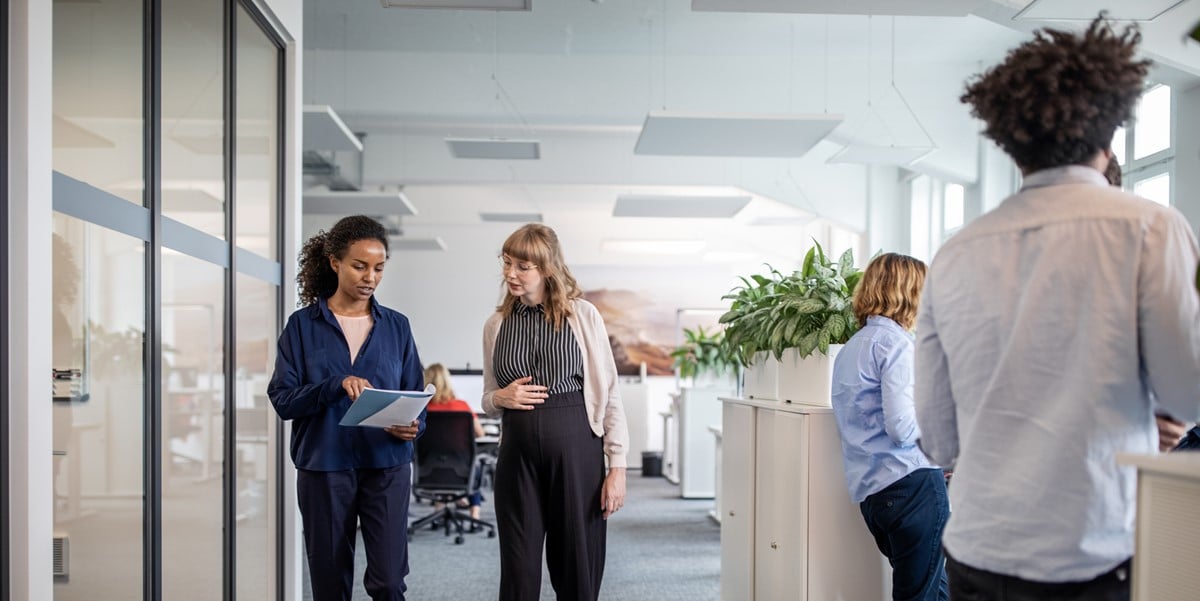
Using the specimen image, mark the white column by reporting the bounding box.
[7,0,54,598]
[866,165,907,254]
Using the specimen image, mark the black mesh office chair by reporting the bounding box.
[408,411,496,544]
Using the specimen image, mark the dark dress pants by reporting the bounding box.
[860,468,951,601]
[946,552,1131,601]
[297,463,413,601]
[495,390,607,601]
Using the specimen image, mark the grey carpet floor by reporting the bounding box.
[303,474,721,601]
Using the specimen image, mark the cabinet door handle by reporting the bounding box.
[770,541,778,550]
[728,510,735,517]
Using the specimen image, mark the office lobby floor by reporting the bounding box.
[303,474,722,601]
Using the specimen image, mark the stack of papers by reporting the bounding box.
[339,384,435,428]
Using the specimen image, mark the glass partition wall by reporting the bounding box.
[50,1,286,599]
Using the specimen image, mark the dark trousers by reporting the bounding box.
[495,390,607,601]
[297,463,413,601]
[860,468,951,601]
[946,552,1131,601]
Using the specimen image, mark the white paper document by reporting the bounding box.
[338,384,435,428]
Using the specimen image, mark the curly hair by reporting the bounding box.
[296,215,389,306]
[852,253,926,330]
[961,14,1151,172]
[497,223,581,330]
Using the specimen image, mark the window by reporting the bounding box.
[1110,84,1174,206]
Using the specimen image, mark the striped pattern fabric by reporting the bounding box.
[493,302,584,395]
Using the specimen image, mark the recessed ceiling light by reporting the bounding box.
[446,138,540,160]
[613,194,751,219]
[600,239,706,255]
[303,189,417,216]
[634,111,843,158]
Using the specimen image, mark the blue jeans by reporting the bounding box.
[860,468,951,601]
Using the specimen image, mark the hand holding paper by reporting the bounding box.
[339,384,435,428]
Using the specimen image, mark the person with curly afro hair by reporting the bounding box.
[914,14,1200,601]
[269,215,426,601]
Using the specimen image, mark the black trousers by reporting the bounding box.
[296,463,413,601]
[946,552,1131,601]
[495,390,607,601]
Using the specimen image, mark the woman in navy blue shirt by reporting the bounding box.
[268,215,425,601]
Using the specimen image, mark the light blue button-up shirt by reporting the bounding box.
[831,315,937,504]
[915,166,1200,582]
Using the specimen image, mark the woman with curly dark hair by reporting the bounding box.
[268,215,426,601]
[914,14,1200,601]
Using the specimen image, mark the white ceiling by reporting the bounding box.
[302,0,1200,268]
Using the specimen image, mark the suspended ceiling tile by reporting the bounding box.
[826,145,935,166]
[479,211,544,223]
[380,0,530,10]
[634,111,843,158]
[303,190,417,216]
[446,138,541,160]
[691,0,980,17]
[303,105,363,153]
[612,194,752,218]
[389,237,447,251]
[1013,0,1187,21]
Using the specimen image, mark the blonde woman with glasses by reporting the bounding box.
[481,223,628,601]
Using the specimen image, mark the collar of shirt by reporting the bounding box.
[312,295,383,326]
[513,302,545,316]
[865,315,909,337]
[1020,165,1108,192]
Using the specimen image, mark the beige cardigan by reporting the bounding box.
[481,298,629,468]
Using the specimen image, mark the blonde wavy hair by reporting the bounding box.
[497,224,581,330]
[852,253,927,330]
[423,363,456,404]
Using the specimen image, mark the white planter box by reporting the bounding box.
[741,352,779,401]
[776,344,842,407]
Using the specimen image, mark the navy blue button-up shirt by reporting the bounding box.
[268,296,425,471]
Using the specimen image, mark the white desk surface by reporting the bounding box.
[718,396,834,414]
[1117,452,1200,479]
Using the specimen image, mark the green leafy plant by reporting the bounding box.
[719,241,864,365]
[670,326,738,382]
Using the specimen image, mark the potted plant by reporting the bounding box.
[720,241,864,404]
[670,326,738,388]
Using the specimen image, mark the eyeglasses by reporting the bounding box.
[500,256,538,274]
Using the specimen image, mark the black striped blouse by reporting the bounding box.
[492,302,585,395]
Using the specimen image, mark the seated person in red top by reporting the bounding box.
[423,363,487,520]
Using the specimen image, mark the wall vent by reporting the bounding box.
[53,535,70,582]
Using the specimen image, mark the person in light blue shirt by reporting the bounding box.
[831,253,949,601]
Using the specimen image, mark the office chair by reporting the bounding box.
[408,411,496,544]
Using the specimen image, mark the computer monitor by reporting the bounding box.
[448,369,485,414]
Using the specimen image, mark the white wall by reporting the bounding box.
[1174,83,1200,234]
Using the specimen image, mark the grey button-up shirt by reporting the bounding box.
[915,165,1200,582]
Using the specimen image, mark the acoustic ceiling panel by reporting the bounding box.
[389,237,447,251]
[479,212,543,223]
[691,0,978,16]
[1013,0,1186,21]
[303,190,418,216]
[446,138,541,160]
[634,111,843,158]
[380,0,530,10]
[826,145,934,166]
[612,194,751,218]
[303,105,363,152]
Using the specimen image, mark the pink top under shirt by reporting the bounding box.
[334,313,374,364]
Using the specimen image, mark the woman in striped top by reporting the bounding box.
[482,223,629,601]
